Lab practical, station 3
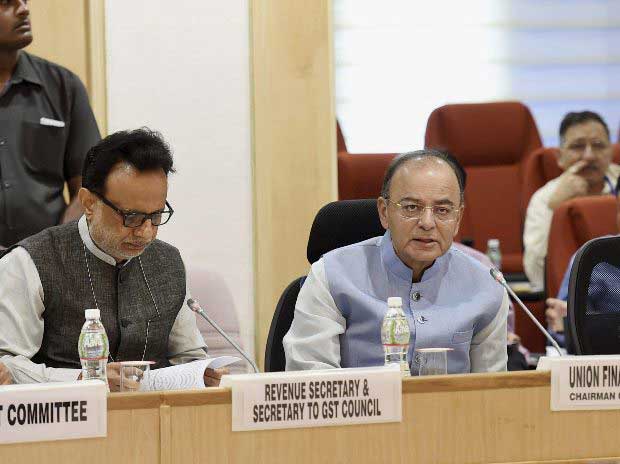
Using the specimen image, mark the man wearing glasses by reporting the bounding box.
[284,150,508,373]
[524,111,620,289]
[0,128,224,389]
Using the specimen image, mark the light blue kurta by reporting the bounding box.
[284,231,508,374]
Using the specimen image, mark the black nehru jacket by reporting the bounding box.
[0,51,100,247]
[7,222,187,370]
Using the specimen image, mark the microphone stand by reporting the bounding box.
[490,268,564,357]
[187,298,260,373]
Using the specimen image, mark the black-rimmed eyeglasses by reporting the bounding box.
[93,191,174,228]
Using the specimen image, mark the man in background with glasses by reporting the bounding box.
[0,128,224,389]
[284,150,508,374]
[524,111,620,289]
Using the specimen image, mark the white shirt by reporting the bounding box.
[283,258,509,373]
[0,216,207,384]
[523,164,620,288]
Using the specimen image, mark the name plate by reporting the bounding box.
[220,366,402,431]
[0,380,107,444]
[544,355,620,411]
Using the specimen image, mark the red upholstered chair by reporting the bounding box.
[522,147,563,209]
[424,102,543,274]
[338,152,397,200]
[523,144,620,209]
[337,120,397,200]
[546,195,618,299]
[337,119,347,153]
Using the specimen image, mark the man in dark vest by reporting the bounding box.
[0,128,224,390]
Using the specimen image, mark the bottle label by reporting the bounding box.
[381,317,410,345]
[78,332,110,360]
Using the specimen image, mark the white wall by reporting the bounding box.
[105,1,254,361]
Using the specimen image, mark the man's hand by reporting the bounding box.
[204,367,228,387]
[106,362,123,392]
[507,332,521,345]
[106,362,141,392]
[0,362,13,385]
[548,160,591,210]
[545,298,568,333]
[60,177,84,224]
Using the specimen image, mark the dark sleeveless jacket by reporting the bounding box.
[6,222,186,369]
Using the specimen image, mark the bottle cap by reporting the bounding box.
[85,308,100,319]
[387,297,402,307]
[487,238,499,248]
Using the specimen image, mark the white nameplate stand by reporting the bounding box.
[220,365,402,432]
[0,380,107,444]
[538,355,620,411]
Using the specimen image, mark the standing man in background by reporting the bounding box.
[0,0,100,248]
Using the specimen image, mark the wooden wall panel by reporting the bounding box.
[26,0,107,134]
[251,1,337,368]
[26,0,89,86]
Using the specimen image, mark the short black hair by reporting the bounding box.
[559,111,610,143]
[380,149,466,202]
[82,128,175,193]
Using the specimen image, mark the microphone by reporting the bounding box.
[489,268,564,357]
[187,298,260,373]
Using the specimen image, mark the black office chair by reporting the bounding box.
[306,199,385,264]
[264,276,305,372]
[264,199,386,372]
[568,235,620,355]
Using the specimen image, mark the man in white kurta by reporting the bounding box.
[523,111,620,288]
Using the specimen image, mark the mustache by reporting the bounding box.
[126,241,151,247]
[576,162,600,172]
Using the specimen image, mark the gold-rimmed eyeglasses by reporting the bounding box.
[384,198,461,222]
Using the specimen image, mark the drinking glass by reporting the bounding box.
[120,361,153,392]
[414,348,452,376]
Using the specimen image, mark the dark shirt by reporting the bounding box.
[0,51,100,246]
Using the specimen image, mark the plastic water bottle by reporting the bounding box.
[78,308,109,383]
[381,297,411,377]
[486,238,502,270]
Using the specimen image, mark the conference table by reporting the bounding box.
[1,370,619,463]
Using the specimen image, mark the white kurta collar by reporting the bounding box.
[78,215,129,267]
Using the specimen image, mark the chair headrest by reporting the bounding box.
[307,199,385,264]
[424,101,542,166]
[569,195,618,245]
[568,235,620,354]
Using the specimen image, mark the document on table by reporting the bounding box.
[142,356,241,391]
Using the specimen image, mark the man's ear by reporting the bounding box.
[556,147,567,170]
[453,203,464,238]
[377,197,389,230]
[78,188,96,220]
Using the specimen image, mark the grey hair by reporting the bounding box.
[380,149,466,202]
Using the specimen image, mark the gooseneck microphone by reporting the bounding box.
[489,268,564,357]
[187,298,260,373]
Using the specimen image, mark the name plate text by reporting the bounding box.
[221,366,402,431]
[0,380,107,444]
[547,355,620,411]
